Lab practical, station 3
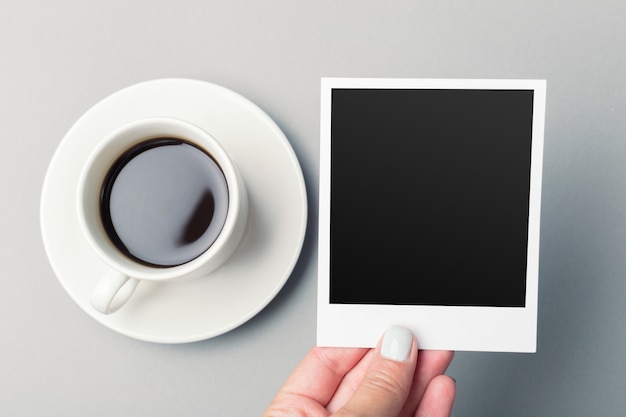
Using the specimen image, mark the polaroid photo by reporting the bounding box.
[317,77,546,353]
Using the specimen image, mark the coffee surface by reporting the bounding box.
[100,138,229,267]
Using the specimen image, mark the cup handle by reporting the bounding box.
[90,270,140,314]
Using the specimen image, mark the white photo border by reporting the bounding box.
[317,77,546,353]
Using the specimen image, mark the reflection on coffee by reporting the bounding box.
[100,138,229,267]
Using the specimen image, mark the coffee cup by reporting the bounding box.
[77,117,248,314]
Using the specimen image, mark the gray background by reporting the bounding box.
[2,1,625,416]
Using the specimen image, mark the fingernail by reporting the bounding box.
[381,325,413,362]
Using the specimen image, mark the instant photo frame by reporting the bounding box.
[317,78,546,353]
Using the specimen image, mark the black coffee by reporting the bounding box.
[100,138,229,267]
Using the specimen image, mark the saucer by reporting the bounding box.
[40,79,307,343]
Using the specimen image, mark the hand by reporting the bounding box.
[263,325,456,417]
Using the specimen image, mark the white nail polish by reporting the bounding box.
[381,325,413,362]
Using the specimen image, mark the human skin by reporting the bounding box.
[263,326,456,417]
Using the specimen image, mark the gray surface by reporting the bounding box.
[2,1,625,416]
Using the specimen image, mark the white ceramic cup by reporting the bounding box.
[77,117,248,314]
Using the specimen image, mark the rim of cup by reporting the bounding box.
[76,116,245,281]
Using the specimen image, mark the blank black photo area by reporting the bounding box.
[329,88,535,307]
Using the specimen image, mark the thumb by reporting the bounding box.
[334,325,417,417]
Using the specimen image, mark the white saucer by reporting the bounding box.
[40,79,307,343]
